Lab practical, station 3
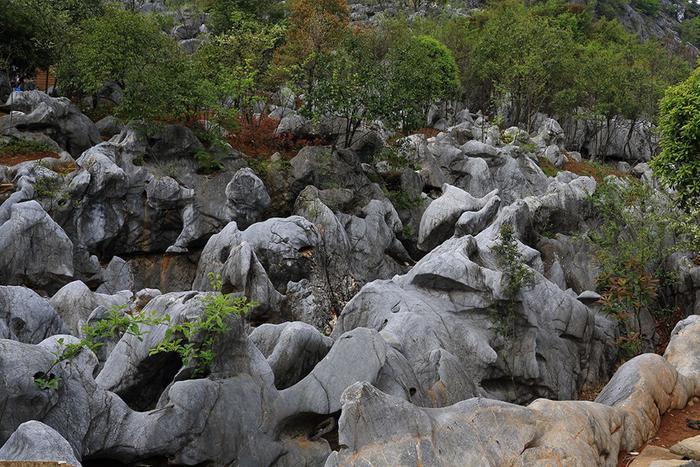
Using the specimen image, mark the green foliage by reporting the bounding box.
[589,179,686,355]
[304,29,386,146]
[380,1,690,128]
[0,139,56,157]
[195,15,285,122]
[631,0,660,16]
[33,176,64,199]
[0,0,68,73]
[595,0,628,19]
[59,8,170,94]
[194,147,225,173]
[468,1,577,129]
[651,68,700,207]
[209,0,284,32]
[680,17,700,48]
[537,157,560,177]
[386,35,459,130]
[385,189,423,211]
[150,273,255,376]
[491,223,534,339]
[671,203,700,260]
[34,306,168,390]
[58,7,213,122]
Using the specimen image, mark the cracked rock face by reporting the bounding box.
[2,91,700,466]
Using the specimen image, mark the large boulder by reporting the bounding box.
[328,321,700,466]
[564,117,657,162]
[0,286,65,343]
[418,184,499,251]
[50,280,130,335]
[225,167,270,229]
[0,421,82,466]
[334,232,614,406]
[241,216,320,291]
[0,91,99,156]
[0,200,74,292]
[250,321,333,389]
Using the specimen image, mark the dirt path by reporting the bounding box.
[619,397,700,466]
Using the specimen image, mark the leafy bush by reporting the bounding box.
[59,7,213,122]
[680,17,700,48]
[150,273,255,376]
[491,223,534,339]
[631,0,660,16]
[386,35,460,130]
[589,179,682,355]
[304,28,386,146]
[34,306,168,390]
[651,67,700,207]
[194,148,225,173]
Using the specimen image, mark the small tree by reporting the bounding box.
[0,0,67,75]
[651,67,700,207]
[386,35,459,130]
[59,7,212,122]
[491,223,534,339]
[304,29,386,147]
[275,0,350,94]
[195,13,285,125]
[59,8,172,95]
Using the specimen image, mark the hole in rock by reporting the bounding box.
[219,245,230,263]
[116,351,182,411]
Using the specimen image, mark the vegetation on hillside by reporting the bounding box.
[1,0,692,136]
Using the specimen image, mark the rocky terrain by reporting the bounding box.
[0,89,699,467]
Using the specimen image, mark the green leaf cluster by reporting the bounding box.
[651,67,700,207]
[149,273,255,376]
[491,223,534,339]
[34,306,168,390]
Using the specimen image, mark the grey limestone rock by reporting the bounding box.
[0,421,82,466]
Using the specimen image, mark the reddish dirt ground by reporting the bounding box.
[618,398,700,466]
[0,151,59,166]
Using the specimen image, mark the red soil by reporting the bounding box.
[618,398,700,466]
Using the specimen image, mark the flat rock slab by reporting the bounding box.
[630,445,683,466]
[671,435,700,460]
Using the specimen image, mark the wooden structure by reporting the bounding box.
[34,68,56,92]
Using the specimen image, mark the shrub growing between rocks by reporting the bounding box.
[34,306,167,390]
[150,273,255,376]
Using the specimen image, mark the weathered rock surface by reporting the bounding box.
[0,201,74,292]
[0,421,82,466]
[0,286,65,343]
[0,91,100,156]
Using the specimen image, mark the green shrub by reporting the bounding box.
[680,17,700,48]
[34,306,168,390]
[631,0,660,15]
[386,35,459,130]
[0,139,57,157]
[150,273,255,376]
[491,223,534,339]
[590,179,684,355]
[651,68,700,207]
[33,176,64,199]
[59,7,214,122]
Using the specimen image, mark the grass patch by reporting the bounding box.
[0,139,59,165]
[561,157,626,182]
[537,157,559,177]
